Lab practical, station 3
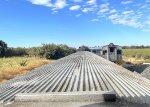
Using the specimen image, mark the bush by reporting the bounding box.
[1,40,76,59]
[41,44,76,59]
[135,54,142,58]
[19,60,28,66]
[6,47,27,57]
[44,52,51,59]
[126,61,132,64]
[78,45,90,51]
[143,55,150,60]
[0,40,7,57]
[131,54,136,58]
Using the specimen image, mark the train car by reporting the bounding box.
[90,46,102,56]
[101,43,122,64]
[89,43,122,64]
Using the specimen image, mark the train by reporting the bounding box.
[78,43,122,64]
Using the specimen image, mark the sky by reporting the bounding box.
[0,0,150,48]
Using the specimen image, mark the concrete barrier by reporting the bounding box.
[14,91,116,102]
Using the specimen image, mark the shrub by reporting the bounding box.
[0,40,7,57]
[135,54,142,58]
[126,61,132,64]
[44,52,51,59]
[19,60,28,66]
[1,41,77,59]
[143,55,150,60]
[131,54,136,58]
[41,44,76,59]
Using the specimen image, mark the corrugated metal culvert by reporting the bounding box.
[0,51,150,107]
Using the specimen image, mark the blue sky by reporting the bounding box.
[0,0,150,48]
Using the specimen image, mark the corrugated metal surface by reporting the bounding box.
[142,66,150,80]
[0,51,150,104]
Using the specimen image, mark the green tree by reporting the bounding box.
[41,44,76,59]
[5,47,27,57]
[0,40,7,57]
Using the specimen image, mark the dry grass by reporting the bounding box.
[123,48,150,64]
[123,56,145,64]
[0,57,52,83]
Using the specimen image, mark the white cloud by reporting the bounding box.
[87,0,96,5]
[108,14,119,20]
[27,0,150,31]
[29,0,52,7]
[69,5,81,11]
[28,0,67,9]
[145,0,150,3]
[121,20,141,28]
[29,0,49,4]
[121,1,133,4]
[108,12,143,28]
[109,18,141,28]
[91,19,99,22]
[99,8,109,13]
[82,7,95,13]
[98,2,109,14]
[122,10,134,15]
[53,0,67,9]
[100,2,109,8]
[76,14,82,17]
[145,21,150,25]
[109,9,117,13]
[72,0,82,3]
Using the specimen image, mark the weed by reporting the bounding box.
[19,60,28,66]
[0,57,51,83]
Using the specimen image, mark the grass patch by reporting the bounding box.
[123,48,150,64]
[0,57,52,83]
